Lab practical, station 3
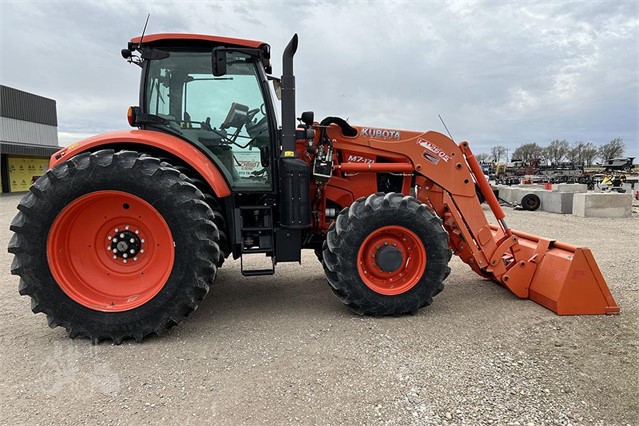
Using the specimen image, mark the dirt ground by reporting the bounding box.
[0,193,637,425]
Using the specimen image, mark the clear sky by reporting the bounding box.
[1,0,637,159]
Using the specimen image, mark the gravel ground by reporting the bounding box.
[0,193,637,425]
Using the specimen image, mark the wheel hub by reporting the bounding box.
[107,227,145,263]
[376,245,403,273]
[357,225,427,296]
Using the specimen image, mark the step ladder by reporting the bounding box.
[235,205,275,276]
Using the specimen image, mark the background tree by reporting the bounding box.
[598,137,625,161]
[512,143,544,164]
[566,142,584,164]
[581,143,599,166]
[568,141,599,166]
[544,139,570,165]
[490,145,507,163]
[475,153,490,163]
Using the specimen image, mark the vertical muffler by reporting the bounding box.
[279,34,310,229]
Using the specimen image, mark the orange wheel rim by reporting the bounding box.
[47,190,175,312]
[357,225,426,295]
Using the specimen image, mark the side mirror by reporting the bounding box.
[212,48,227,76]
[272,79,282,100]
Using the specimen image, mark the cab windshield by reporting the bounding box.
[144,50,272,190]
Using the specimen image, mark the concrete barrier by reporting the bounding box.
[572,193,633,218]
[493,185,574,213]
[539,191,575,214]
[493,185,520,204]
[551,183,588,193]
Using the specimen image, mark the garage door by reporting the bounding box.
[8,156,50,193]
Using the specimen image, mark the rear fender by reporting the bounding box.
[50,130,231,198]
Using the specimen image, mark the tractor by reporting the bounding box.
[9,33,619,343]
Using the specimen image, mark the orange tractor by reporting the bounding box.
[9,33,619,343]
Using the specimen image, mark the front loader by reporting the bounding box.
[8,33,618,343]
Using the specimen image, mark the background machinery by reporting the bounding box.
[8,33,619,343]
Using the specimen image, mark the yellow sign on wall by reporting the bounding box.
[8,157,50,193]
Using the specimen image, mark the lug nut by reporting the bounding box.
[123,254,128,258]
[112,248,117,253]
[130,238,135,243]
[113,238,118,243]
[120,233,125,238]
[130,249,135,254]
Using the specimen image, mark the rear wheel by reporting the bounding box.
[8,150,220,343]
[322,193,451,316]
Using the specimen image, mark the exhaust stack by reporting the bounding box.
[280,33,298,157]
[278,34,310,230]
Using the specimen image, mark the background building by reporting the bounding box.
[1,85,60,193]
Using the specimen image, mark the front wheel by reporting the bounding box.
[8,150,220,343]
[322,193,451,316]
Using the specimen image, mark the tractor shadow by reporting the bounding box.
[186,258,343,322]
[173,256,537,342]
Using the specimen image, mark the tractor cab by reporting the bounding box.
[123,34,279,192]
[122,34,311,275]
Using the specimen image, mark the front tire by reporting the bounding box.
[8,150,220,343]
[322,193,451,316]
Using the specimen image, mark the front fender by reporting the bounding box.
[51,130,231,198]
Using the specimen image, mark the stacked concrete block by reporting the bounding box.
[494,183,634,217]
[537,191,575,214]
[572,193,633,218]
[550,183,588,193]
[493,185,521,204]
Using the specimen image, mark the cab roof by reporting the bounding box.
[130,33,268,49]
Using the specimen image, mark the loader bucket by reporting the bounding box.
[491,226,619,315]
[462,142,618,315]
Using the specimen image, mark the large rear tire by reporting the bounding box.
[8,150,220,343]
[162,159,229,267]
[322,193,451,316]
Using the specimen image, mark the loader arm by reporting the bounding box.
[364,131,619,315]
